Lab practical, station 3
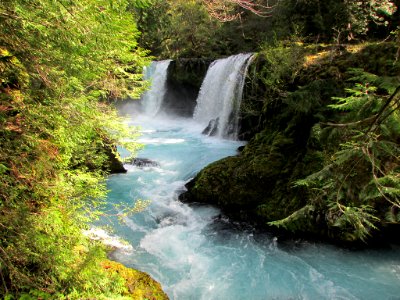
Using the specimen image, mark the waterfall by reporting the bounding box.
[193,53,254,139]
[141,60,171,116]
[108,55,400,300]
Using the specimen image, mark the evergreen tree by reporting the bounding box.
[0,0,153,297]
[294,69,400,242]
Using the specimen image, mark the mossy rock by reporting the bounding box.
[181,42,400,243]
[101,260,169,300]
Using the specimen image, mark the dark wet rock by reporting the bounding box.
[103,140,127,174]
[202,117,219,136]
[237,145,245,152]
[130,158,160,168]
[163,58,213,117]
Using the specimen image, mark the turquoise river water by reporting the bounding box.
[98,112,400,300]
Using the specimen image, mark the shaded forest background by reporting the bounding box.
[135,0,399,58]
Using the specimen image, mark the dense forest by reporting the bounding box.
[1,0,399,299]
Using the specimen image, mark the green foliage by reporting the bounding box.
[260,0,398,44]
[240,41,306,124]
[328,204,379,242]
[136,0,399,58]
[294,69,400,242]
[343,0,397,36]
[0,0,154,298]
[259,42,305,91]
[135,0,227,58]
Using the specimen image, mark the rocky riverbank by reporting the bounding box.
[180,42,400,245]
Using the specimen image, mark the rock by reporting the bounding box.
[179,128,310,224]
[202,117,219,136]
[101,260,169,300]
[103,140,127,174]
[131,157,160,168]
[163,58,213,117]
[237,145,245,152]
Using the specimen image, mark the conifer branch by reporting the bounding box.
[0,11,21,19]
[364,146,400,208]
[365,85,400,134]
[321,114,378,127]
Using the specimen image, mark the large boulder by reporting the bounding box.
[103,138,127,174]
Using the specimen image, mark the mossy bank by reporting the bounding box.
[180,42,400,246]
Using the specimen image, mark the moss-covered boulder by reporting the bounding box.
[103,140,127,174]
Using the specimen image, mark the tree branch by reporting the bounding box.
[365,85,400,134]
[321,114,378,127]
[202,0,279,22]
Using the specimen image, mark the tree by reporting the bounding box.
[0,0,150,297]
[295,69,400,242]
[135,0,228,58]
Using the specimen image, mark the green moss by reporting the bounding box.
[101,260,169,300]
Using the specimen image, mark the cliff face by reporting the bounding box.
[180,43,400,245]
[163,58,213,117]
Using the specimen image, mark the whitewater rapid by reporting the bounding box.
[98,114,400,300]
[96,57,400,299]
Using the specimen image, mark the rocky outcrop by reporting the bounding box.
[202,117,219,136]
[180,122,317,226]
[163,58,213,117]
[180,43,400,245]
[103,141,127,174]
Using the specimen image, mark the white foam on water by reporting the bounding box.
[140,129,157,134]
[83,227,133,254]
[138,138,186,145]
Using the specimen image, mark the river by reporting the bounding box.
[98,57,400,300]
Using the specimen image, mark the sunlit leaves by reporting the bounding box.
[0,0,149,297]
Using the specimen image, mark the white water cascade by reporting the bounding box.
[103,56,400,300]
[141,60,172,116]
[193,53,254,139]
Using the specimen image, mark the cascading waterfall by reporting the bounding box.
[193,53,254,139]
[100,55,400,300]
[141,60,171,116]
